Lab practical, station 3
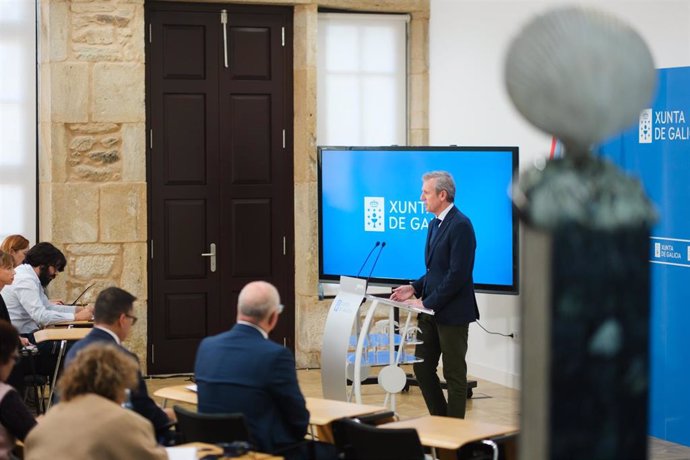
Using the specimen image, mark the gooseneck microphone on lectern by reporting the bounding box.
[356,241,380,278]
[364,241,386,288]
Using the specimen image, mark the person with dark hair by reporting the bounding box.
[25,343,167,460]
[65,287,174,438]
[0,235,29,268]
[391,170,479,419]
[1,242,93,334]
[0,321,37,458]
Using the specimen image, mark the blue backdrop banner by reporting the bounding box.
[599,66,690,447]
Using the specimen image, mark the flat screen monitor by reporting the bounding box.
[318,146,519,294]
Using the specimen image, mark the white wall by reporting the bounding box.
[429,0,690,388]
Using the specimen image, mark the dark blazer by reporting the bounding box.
[412,205,479,325]
[64,328,170,436]
[194,324,309,453]
[0,295,9,323]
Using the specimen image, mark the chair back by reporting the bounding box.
[331,417,425,460]
[173,405,251,445]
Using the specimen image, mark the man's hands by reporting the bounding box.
[390,284,415,302]
[74,305,94,321]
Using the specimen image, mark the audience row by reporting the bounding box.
[0,235,334,459]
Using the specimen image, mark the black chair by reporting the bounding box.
[457,433,516,460]
[457,440,498,460]
[331,417,425,460]
[173,405,251,445]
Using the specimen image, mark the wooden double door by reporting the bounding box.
[146,2,294,373]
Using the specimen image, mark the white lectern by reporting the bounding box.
[321,276,367,401]
[321,277,434,411]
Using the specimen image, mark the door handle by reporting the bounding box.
[201,243,217,273]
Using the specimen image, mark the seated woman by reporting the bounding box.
[24,343,167,460]
[0,236,29,268]
[0,320,37,460]
[0,252,31,396]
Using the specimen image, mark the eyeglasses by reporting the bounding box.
[276,304,284,315]
[125,313,138,325]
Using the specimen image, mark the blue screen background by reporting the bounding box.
[319,148,516,289]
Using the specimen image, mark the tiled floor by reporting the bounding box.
[147,367,690,459]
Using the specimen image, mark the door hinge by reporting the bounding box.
[281,27,285,47]
[150,240,154,259]
[151,344,155,364]
[149,129,153,149]
[148,23,152,43]
[282,236,286,256]
[282,129,286,149]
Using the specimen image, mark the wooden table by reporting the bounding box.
[49,320,94,328]
[305,397,387,443]
[384,415,517,460]
[33,326,92,409]
[305,397,385,426]
[152,385,388,443]
[167,442,282,459]
[154,384,198,407]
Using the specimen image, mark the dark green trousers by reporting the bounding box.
[413,314,469,418]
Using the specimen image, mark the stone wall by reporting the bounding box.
[39,0,429,372]
[39,0,148,356]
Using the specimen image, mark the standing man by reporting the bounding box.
[194,281,310,456]
[65,287,174,438]
[391,171,479,418]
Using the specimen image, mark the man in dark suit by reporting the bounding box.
[194,281,310,456]
[391,170,479,418]
[64,287,174,437]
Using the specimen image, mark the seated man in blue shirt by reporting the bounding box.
[194,281,314,457]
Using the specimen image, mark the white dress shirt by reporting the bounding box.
[237,320,269,339]
[0,264,76,334]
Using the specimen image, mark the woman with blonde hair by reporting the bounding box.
[0,236,29,268]
[25,343,167,460]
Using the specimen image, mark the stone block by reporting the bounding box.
[49,123,70,183]
[67,243,121,255]
[100,183,147,242]
[73,44,121,62]
[121,4,145,62]
[93,63,145,122]
[124,300,148,369]
[73,254,118,279]
[47,1,69,62]
[51,62,90,122]
[294,182,318,295]
[52,183,99,243]
[38,183,53,242]
[121,123,146,181]
[73,25,115,45]
[66,123,122,181]
[121,242,147,299]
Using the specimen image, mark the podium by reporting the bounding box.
[321,276,434,410]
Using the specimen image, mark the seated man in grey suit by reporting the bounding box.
[195,281,335,459]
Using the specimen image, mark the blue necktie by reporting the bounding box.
[429,218,441,246]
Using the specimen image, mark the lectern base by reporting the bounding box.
[349,376,478,399]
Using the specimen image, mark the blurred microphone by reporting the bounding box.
[356,241,380,278]
[365,242,386,288]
